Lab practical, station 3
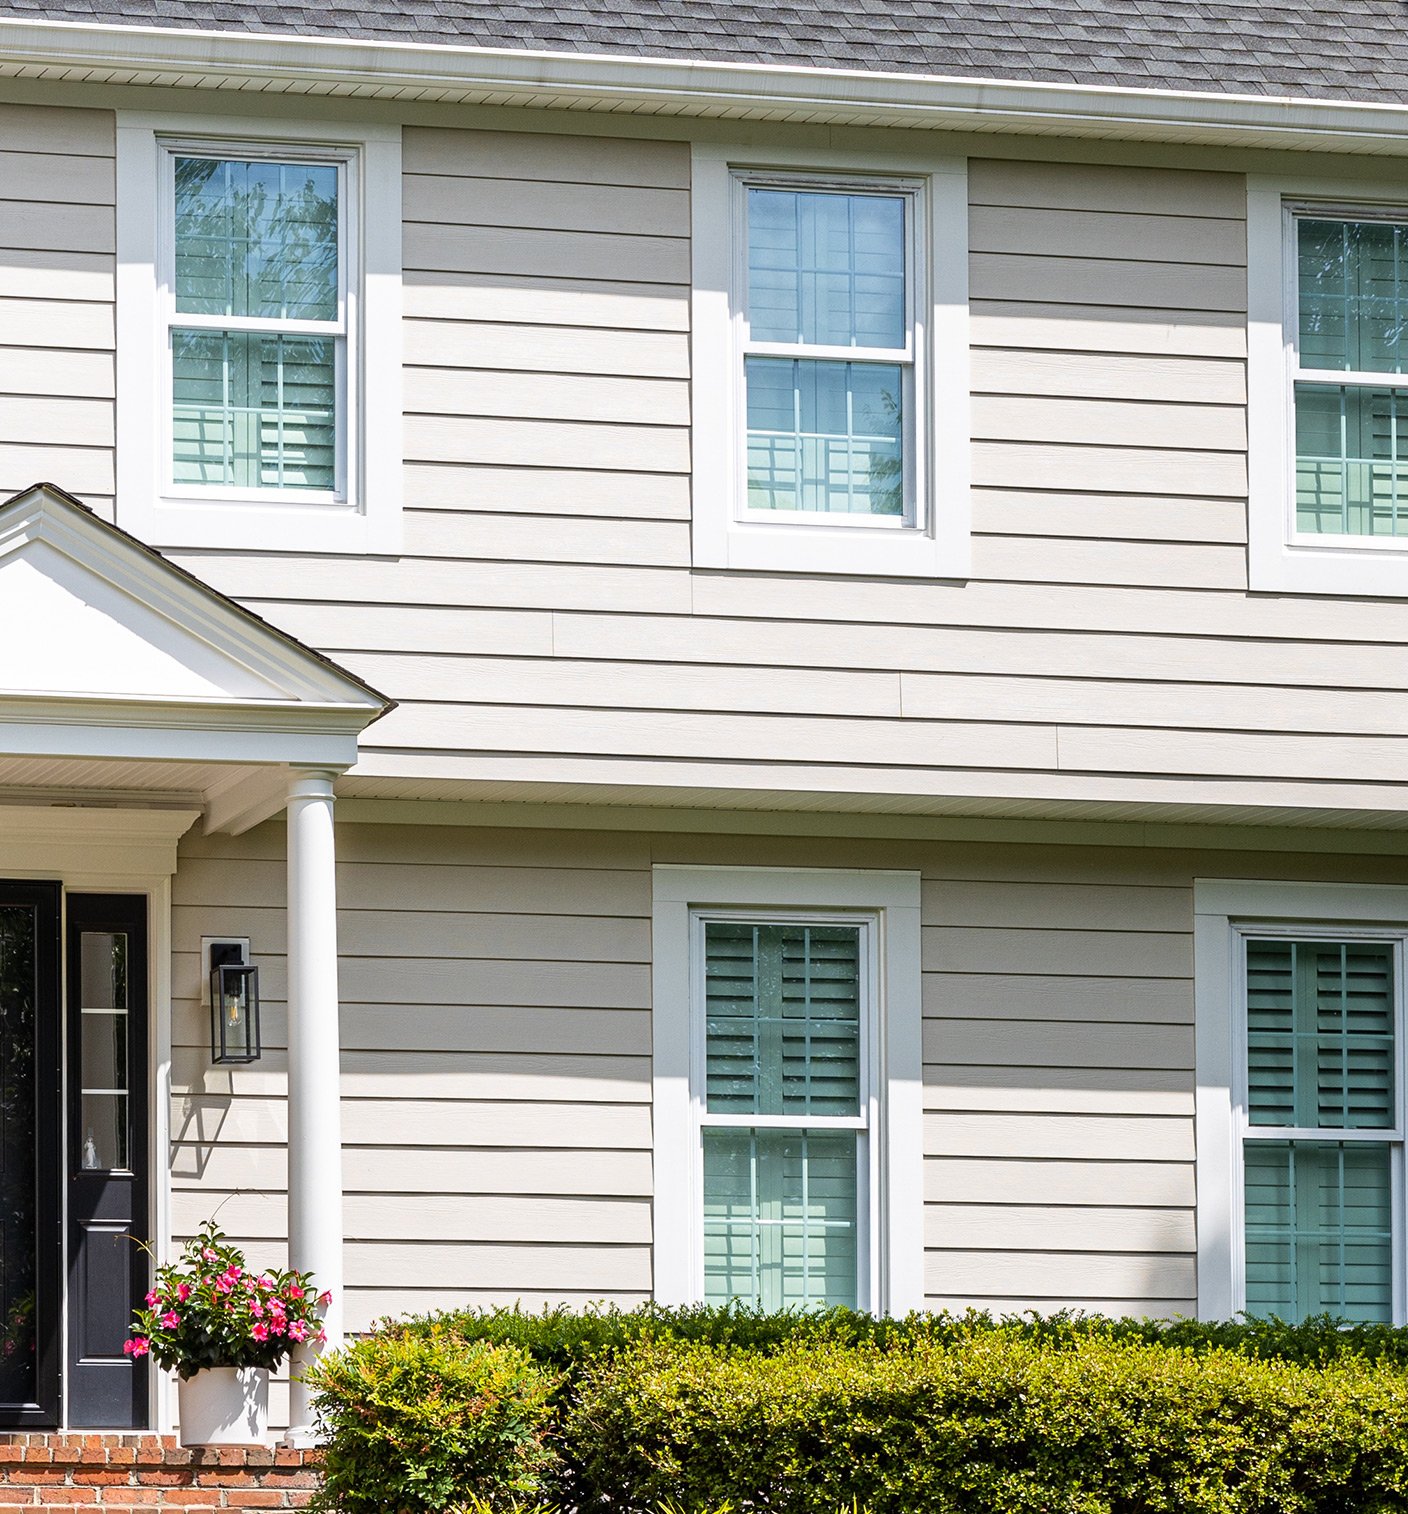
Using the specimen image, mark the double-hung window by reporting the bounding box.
[1293,213,1408,540]
[699,914,873,1309]
[167,151,346,499]
[1241,935,1401,1322]
[652,865,924,1314]
[115,115,401,553]
[1248,184,1408,592]
[1195,882,1408,1324]
[691,147,969,578]
[741,182,914,524]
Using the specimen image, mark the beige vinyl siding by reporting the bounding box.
[171,820,1408,1327]
[0,104,114,512]
[171,138,1408,813]
[169,820,656,1332]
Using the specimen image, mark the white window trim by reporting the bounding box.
[1248,175,1408,596]
[116,111,402,555]
[1194,878,1408,1322]
[691,144,970,579]
[652,863,924,1313]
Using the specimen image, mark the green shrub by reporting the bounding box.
[306,1331,558,1512]
[565,1333,1408,1514]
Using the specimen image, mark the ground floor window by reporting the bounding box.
[652,865,924,1315]
[699,917,871,1309]
[1195,883,1408,1324]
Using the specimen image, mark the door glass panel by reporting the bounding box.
[78,933,129,1173]
[0,906,38,1404]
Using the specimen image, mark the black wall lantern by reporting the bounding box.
[209,941,261,1064]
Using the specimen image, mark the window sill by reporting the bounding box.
[117,496,402,555]
[694,517,963,578]
[1248,534,1408,597]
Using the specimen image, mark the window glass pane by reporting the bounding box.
[702,1128,857,1310]
[705,921,861,1115]
[1247,939,1394,1129]
[173,331,336,491]
[746,357,903,515]
[174,157,338,322]
[1244,1141,1392,1322]
[747,188,905,348]
[1295,383,1408,536]
[1298,218,1408,374]
[78,931,129,1173]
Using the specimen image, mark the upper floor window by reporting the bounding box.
[168,153,346,499]
[1248,183,1408,594]
[1294,214,1408,540]
[691,147,970,579]
[742,184,913,524]
[115,115,402,554]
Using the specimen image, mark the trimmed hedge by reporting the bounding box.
[567,1333,1408,1513]
[394,1300,1408,1374]
[310,1307,1408,1513]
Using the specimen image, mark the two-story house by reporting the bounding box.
[0,0,1405,1439]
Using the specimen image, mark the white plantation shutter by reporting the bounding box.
[1243,938,1398,1322]
[700,920,866,1310]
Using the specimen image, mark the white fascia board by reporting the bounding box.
[8,17,1408,154]
[0,696,365,766]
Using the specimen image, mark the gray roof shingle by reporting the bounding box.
[11,0,1408,105]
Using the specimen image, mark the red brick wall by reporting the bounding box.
[0,1436,319,1509]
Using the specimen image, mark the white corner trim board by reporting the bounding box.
[114,110,403,556]
[651,863,924,1315]
[691,143,970,580]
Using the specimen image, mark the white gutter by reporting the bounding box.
[8,15,1408,153]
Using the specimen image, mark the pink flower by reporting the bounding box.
[126,1338,150,1358]
[257,1275,274,1289]
[214,1277,233,1294]
[286,1285,304,1300]
[176,1283,191,1302]
[250,1323,268,1343]
[144,1289,161,1308]
[160,1312,180,1329]
[288,1322,307,1343]
[249,1301,263,1318]
[202,1248,218,1262]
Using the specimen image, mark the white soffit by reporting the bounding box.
[0,483,387,766]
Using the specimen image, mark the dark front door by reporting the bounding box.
[66,895,148,1429]
[0,882,61,1427]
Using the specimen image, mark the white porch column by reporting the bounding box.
[284,768,343,1442]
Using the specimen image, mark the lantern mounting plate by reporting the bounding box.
[203,936,250,976]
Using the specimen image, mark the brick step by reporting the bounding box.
[0,1434,319,1508]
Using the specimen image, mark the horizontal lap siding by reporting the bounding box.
[0,106,114,511]
[168,820,656,1336]
[147,136,1408,804]
[918,845,1197,1315]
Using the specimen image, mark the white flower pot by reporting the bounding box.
[178,1366,270,1446]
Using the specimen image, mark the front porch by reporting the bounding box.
[0,1433,319,1508]
[0,484,388,1434]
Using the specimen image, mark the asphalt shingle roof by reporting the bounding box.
[8,0,1408,105]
